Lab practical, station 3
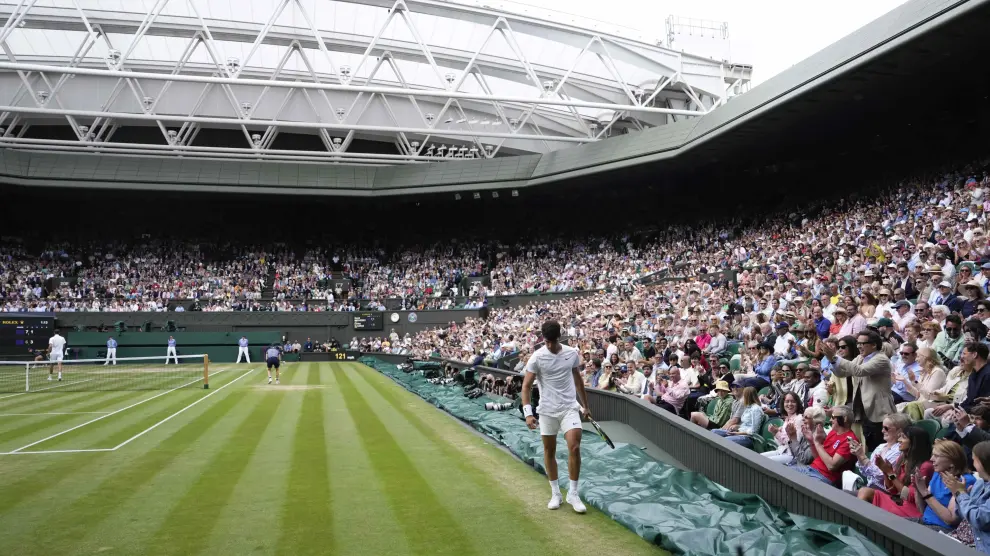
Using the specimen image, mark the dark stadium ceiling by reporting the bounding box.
[0,0,986,198]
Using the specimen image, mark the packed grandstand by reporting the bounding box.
[1,0,989,552]
[5,160,990,548]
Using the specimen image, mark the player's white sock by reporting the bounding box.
[569,479,579,495]
[549,479,561,497]
[57,372,62,380]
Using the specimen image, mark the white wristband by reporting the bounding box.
[523,404,533,417]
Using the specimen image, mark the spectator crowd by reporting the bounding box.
[6,157,990,551]
[412,164,990,552]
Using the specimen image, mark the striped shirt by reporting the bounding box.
[107,339,117,349]
[239,338,248,347]
[266,348,280,360]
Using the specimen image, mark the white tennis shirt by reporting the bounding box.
[49,334,66,356]
[524,343,581,416]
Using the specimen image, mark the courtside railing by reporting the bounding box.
[421,357,976,556]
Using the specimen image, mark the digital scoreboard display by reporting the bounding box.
[352,312,383,331]
[0,315,55,358]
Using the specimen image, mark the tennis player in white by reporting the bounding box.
[48,332,66,381]
[521,320,591,513]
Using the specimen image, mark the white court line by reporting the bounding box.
[0,377,100,401]
[0,412,112,416]
[1,448,115,455]
[5,370,229,454]
[111,368,255,450]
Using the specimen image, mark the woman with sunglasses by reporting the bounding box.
[917,322,942,351]
[859,426,934,519]
[849,413,910,492]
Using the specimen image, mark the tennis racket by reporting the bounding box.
[588,417,615,449]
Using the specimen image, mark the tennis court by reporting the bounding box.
[0,361,661,555]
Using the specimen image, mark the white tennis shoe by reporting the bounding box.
[547,493,562,510]
[566,492,587,514]
[268,377,272,384]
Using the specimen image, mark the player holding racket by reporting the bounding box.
[521,320,591,513]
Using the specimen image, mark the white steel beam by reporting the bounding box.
[0,62,702,117]
[0,104,591,143]
[0,6,744,100]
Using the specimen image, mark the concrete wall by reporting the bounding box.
[54,309,483,345]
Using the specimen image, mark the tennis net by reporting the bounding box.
[0,354,212,393]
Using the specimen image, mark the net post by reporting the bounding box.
[25,363,30,392]
[203,355,210,389]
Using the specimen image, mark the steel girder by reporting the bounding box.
[0,0,752,164]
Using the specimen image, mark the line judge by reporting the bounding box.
[104,336,117,366]
[236,336,251,363]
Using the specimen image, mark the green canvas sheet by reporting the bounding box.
[361,357,886,556]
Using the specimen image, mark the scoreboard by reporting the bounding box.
[352,312,383,331]
[0,315,55,358]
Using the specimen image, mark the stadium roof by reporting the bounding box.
[0,0,986,197]
[0,0,749,162]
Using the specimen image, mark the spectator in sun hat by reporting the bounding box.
[959,279,987,318]
[736,341,778,390]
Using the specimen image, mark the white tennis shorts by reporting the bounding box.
[539,407,582,436]
[49,352,64,362]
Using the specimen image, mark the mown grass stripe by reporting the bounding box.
[198,368,308,555]
[0,390,149,448]
[145,388,284,555]
[0,391,103,412]
[334,364,477,556]
[275,363,334,556]
[0,389,141,417]
[0,389,251,556]
[321,364,411,556]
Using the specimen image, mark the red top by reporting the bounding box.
[812,429,858,484]
[899,460,936,502]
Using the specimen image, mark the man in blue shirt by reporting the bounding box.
[166,336,178,365]
[891,342,920,404]
[812,306,831,340]
[236,336,250,363]
[104,336,117,366]
[266,344,281,385]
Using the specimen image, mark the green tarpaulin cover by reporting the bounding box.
[362,357,886,556]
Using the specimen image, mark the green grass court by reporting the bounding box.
[0,362,661,555]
